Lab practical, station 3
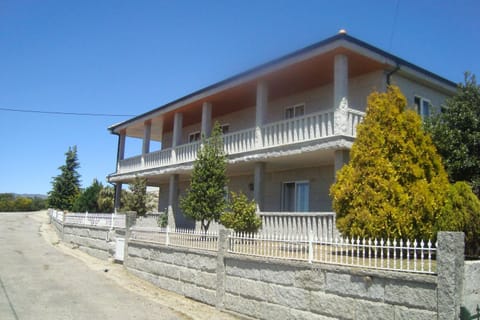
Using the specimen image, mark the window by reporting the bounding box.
[285,104,305,119]
[220,124,229,134]
[282,181,309,212]
[414,96,431,118]
[188,131,201,143]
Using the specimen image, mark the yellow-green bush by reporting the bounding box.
[330,86,451,240]
[220,191,261,233]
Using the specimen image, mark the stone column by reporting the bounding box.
[167,174,179,228]
[254,162,266,212]
[201,102,212,138]
[142,120,151,155]
[114,183,122,211]
[255,80,268,148]
[334,54,349,135]
[117,130,126,171]
[334,149,350,178]
[172,112,183,163]
[437,231,464,320]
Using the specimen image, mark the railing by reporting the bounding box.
[144,148,172,168]
[52,211,126,229]
[117,108,365,174]
[262,110,334,148]
[228,232,437,274]
[223,127,256,154]
[130,226,218,251]
[175,141,201,163]
[259,212,337,240]
[347,109,364,136]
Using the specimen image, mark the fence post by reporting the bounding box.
[216,226,230,309]
[123,211,137,265]
[437,231,464,320]
[166,225,170,246]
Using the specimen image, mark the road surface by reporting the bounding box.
[0,212,240,320]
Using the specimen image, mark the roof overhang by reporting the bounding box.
[109,33,457,139]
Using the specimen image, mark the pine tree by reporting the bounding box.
[72,179,103,213]
[180,122,228,232]
[48,146,81,211]
[330,86,451,240]
[122,176,148,216]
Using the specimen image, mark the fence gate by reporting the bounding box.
[115,238,125,261]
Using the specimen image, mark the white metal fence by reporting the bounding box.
[130,226,218,251]
[48,209,126,229]
[228,232,437,274]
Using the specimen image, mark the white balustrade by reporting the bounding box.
[116,108,364,173]
[261,110,335,148]
[174,141,200,163]
[259,212,337,241]
[347,109,364,136]
[223,128,256,154]
[144,149,172,168]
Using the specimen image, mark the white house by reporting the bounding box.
[107,31,456,229]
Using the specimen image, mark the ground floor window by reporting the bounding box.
[282,181,309,212]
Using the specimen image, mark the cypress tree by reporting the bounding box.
[330,86,450,240]
[180,122,228,232]
[48,146,81,211]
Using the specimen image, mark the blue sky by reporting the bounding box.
[1,0,479,195]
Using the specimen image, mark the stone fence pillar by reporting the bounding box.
[437,231,464,320]
[216,227,231,309]
[123,211,137,265]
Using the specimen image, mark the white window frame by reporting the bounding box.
[281,180,309,212]
[414,96,431,119]
[220,123,230,134]
[284,103,305,119]
[188,131,201,143]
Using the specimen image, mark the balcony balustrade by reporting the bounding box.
[117,108,364,174]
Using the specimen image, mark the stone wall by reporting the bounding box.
[463,260,480,315]
[223,255,437,320]
[125,240,218,306]
[62,224,118,260]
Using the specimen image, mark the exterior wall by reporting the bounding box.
[349,70,386,111]
[263,165,334,212]
[391,74,451,113]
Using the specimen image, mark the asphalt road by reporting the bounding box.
[0,212,238,320]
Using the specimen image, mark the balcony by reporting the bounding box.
[116,108,364,174]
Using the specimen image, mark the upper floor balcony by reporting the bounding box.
[115,107,364,175]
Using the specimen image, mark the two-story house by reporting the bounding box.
[107,31,456,229]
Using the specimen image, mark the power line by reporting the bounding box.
[0,107,135,117]
[389,0,400,50]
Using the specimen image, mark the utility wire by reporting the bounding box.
[389,0,400,50]
[0,107,135,117]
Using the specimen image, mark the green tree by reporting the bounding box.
[220,191,261,233]
[180,122,228,232]
[97,186,115,213]
[437,182,480,256]
[426,73,480,198]
[72,179,103,212]
[330,86,451,240]
[0,194,15,211]
[48,146,81,211]
[122,176,148,216]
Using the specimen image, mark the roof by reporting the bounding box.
[109,33,457,133]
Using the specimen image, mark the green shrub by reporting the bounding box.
[437,181,480,257]
[220,191,261,233]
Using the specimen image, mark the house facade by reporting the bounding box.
[107,31,456,228]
